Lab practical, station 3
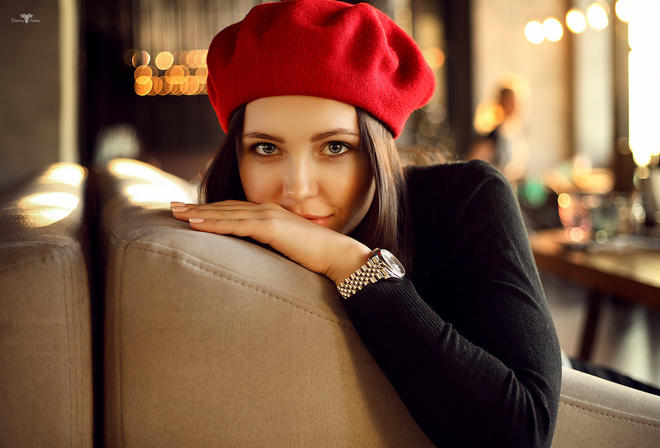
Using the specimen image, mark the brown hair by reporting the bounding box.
[199,105,411,270]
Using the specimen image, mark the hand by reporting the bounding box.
[170,200,371,285]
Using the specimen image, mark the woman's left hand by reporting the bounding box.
[171,200,371,285]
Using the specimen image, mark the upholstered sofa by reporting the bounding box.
[2,159,659,447]
[0,163,93,447]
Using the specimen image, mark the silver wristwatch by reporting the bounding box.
[337,248,405,299]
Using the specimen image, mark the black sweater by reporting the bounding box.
[343,161,562,447]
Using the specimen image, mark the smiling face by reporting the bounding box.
[237,95,375,235]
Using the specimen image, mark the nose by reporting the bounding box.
[282,158,317,201]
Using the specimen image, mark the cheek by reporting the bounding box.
[342,169,373,208]
[238,161,279,203]
[330,161,375,233]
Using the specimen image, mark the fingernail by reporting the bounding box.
[189,218,205,223]
[170,201,186,207]
[172,206,189,212]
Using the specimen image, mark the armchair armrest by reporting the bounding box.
[553,366,660,447]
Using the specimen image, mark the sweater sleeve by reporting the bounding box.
[342,161,562,447]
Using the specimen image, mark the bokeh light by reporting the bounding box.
[132,49,209,96]
[615,0,630,22]
[566,10,587,34]
[525,21,545,44]
[155,51,174,70]
[543,18,564,42]
[422,47,446,70]
[131,51,150,68]
[587,3,609,30]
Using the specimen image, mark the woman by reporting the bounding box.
[171,0,562,446]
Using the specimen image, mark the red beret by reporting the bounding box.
[206,0,436,138]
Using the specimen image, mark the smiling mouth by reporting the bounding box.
[303,215,332,227]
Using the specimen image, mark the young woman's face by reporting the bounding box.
[238,95,375,235]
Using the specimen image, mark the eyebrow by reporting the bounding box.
[242,132,285,143]
[310,128,360,142]
[242,128,359,144]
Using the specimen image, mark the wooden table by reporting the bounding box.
[528,228,660,360]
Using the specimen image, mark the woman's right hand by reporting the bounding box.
[171,200,372,285]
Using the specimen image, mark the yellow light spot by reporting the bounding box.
[184,76,200,95]
[147,77,159,96]
[543,18,564,42]
[525,21,545,44]
[587,3,609,30]
[185,50,197,68]
[615,0,630,22]
[166,65,189,84]
[422,47,445,69]
[151,76,163,95]
[131,51,150,68]
[158,76,172,96]
[196,66,208,84]
[558,193,572,208]
[155,51,174,70]
[568,227,585,242]
[566,10,587,33]
[177,50,188,66]
[134,78,153,96]
[135,75,151,85]
[134,65,153,80]
[198,50,208,67]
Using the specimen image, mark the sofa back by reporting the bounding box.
[0,163,93,447]
[96,159,432,447]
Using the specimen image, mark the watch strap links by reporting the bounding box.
[337,259,383,299]
[337,249,396,299]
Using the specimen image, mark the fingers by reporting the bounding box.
[170,201,275,222]
[169,200,286,239]
[186,215,254,238]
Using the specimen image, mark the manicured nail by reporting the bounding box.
[170,201,186,207]
[172,206,188,212]
[189,218,205,223]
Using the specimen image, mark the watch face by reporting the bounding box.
[380,249,405,277]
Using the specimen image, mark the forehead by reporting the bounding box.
[243,96,359,134]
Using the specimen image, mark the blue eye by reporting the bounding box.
[252,143,280,155]
[323,142,351,155]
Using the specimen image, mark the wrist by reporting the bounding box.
[327,239,373,286]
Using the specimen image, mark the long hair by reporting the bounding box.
[199,105,411,271]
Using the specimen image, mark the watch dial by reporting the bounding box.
[381,250,405,276]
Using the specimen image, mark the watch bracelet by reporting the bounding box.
[337,257,386,299]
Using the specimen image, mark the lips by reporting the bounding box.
[301,214,332,227]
